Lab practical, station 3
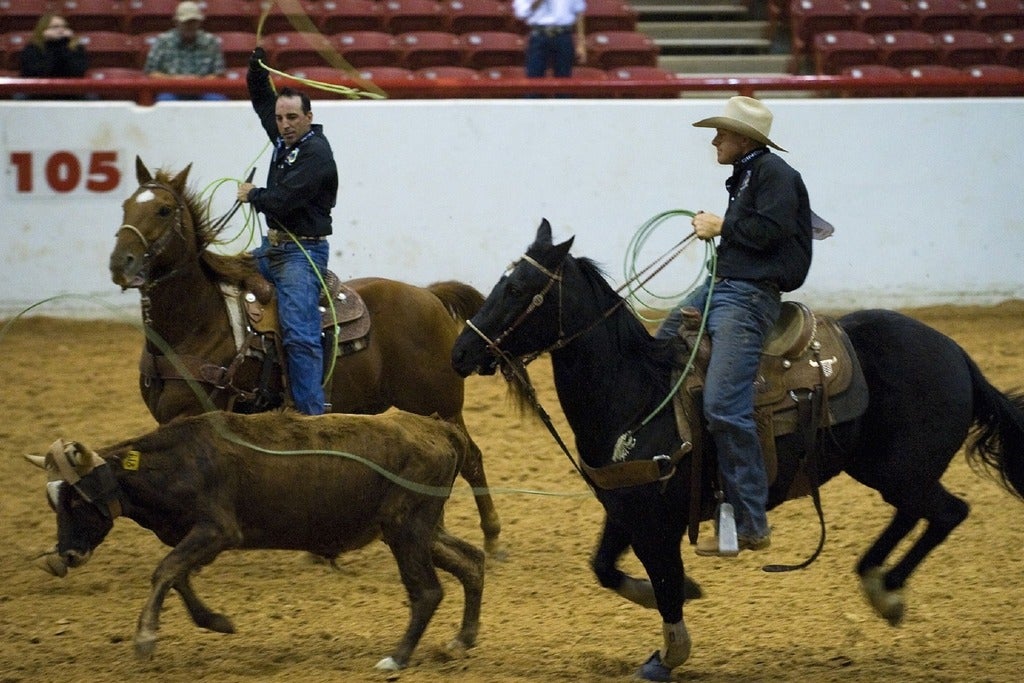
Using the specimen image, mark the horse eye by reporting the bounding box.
[157,206,172,217]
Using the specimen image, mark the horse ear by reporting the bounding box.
[135,156,153,184]
[168,163,192,195]
[553,235,575,262]
[536,218,553,246]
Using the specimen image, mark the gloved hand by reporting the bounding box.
[249,47,267,69]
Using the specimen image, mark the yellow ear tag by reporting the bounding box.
[123,450,141,471]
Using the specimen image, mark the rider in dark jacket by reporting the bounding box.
[237,47,338,415]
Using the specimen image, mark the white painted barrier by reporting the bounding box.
[2,98,1022,318]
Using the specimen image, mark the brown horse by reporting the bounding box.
[108,157,502,556]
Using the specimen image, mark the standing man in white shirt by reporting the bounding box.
[513,0,587,78]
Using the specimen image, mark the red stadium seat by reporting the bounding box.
[255,0,325,36]
[963,62,1024,93]
[317,0,387,33]
[813,30,879,73]
[78,30,143,68]
[458,30,525,68]
[583,0,639,33]
[216,31,259,69]
[0,0,51,32]
[354,65,417,81]
[59,0,128,33]
[478,64,526,79]
[124,0,177,34]
[967,0,1024,31]
[935,28,999,65]
[570,65,609,79]
[902,62,970,92]
[851,0,916,33]
[197,0,256,34]
[444,0,512,34]
[0,31,32,70]
[604,65,677,80]
[265,31,336,71]
[413,64,480,79]
[585,31,659,68]
[395,30,462,69]
[332,31,402,68]
[840,62,907,93]
[909,0,974,31]
[995,27,1024,64]
[874,29,938,67]
[381,0,449,34]
[87,66,145,79]
[788,0,856,56]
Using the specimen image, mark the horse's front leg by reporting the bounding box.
[136,524,233,658]
[592,515,703,609]
[630,529,693,682]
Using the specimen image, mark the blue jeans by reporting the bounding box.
[656,277,781,538]
[253,236,329,415]
[525,31,575,78]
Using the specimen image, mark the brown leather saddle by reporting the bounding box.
[671,301,868,494]
[241,270,371,353]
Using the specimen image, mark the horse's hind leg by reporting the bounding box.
[453,415,505,559]
[858,484,969,625]
[430,529,485,656]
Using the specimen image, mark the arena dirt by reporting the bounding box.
[2,301,1022,682]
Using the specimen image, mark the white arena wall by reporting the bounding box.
[1,97,1022,319]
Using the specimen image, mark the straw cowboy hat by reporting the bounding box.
[175,1,204,23]
[692,96,787,152]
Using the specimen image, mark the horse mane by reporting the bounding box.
[153,168,260,286]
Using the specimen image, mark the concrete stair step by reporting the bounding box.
[629,0,751,20]
[658,53,793,75]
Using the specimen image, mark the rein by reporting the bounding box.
[464,234,698,483]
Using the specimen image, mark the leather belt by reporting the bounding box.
[715,276,779,292]
[267,228,326,246]
[530,25,573,37]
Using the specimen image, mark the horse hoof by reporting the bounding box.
[485,541,509,562]
[374,656,404,671]
[683,576,703,600]
[637,651,674,682]
[442,637,469,660]
[133,633,157,660]
[861,567,906,626]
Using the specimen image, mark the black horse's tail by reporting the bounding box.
[964,353,1024,500]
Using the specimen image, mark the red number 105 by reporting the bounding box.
[9,150,121,194]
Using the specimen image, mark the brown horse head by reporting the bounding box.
[109,156,202,290]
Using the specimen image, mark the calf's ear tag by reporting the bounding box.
[123,450,141,471]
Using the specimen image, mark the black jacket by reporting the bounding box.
[20,38,88,78]
[246,65,337,238]
[717,149,812,292]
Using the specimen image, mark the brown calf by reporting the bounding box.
[25,410,484,671]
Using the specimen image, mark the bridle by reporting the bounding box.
[115,181,192,294]
[465,235,694,367]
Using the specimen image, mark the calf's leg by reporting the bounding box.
[136,524,234,658]
[430,528,485,655]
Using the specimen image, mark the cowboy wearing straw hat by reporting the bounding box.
[656,96,813,557]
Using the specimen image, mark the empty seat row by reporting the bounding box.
[790,0,1024,56]
[0,29,658,72]
[813,28,1024,72]
[0,0,637,36]
[841,62,1024,94]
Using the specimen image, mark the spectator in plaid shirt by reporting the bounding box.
[143,1,226,101]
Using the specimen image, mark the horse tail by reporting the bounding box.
[427,280,485,322]
[963,352,1024,501]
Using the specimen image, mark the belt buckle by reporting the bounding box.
[268,229,281,247]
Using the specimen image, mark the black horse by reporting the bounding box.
[451,219,1024,681]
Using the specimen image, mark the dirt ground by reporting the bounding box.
[1,301,1023,683]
